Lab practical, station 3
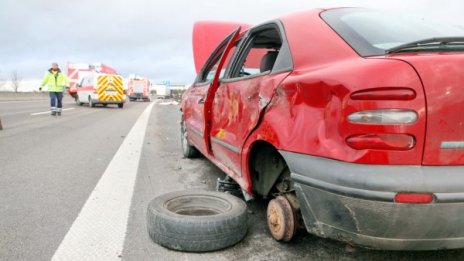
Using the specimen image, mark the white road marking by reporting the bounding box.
[30,108,75,116]
[51,102,155,261]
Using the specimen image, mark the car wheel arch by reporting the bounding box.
[245,140,290,197]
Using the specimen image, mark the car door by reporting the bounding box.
[209,24,293,177]
[183,28,242,155]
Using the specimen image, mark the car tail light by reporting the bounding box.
[395,193,434,204]
[351,87,416,100]
[348,109,418,125]
[346,133,415,150]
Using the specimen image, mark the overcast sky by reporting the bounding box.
[0,0,462,84]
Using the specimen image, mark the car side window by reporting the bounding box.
[230,28,282,79]
[196,33,241,84]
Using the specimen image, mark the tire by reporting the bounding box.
[118,103,124,108]
[181,116,199,158]
[147,190,248,252]
[75,96,83,106]
[89,97,96,108]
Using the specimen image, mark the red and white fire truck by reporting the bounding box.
[127,75,151,102]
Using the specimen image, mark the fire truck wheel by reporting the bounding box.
[118,103,124,108]
[147,190,248,252]
[181,116,200,158]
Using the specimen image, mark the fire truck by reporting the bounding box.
[127,76,151,102]
[67,63,117,103]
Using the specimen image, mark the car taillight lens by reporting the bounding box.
[348,109,418,125]
[346,133,415,150]
[395,193,434,204]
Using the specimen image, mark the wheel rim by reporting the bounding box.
[267,196,296,242]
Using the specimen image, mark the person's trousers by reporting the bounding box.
[49,92,63,112]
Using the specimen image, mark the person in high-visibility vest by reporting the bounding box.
[39,63,69,116]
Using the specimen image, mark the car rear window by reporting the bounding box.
[321,8,464,56]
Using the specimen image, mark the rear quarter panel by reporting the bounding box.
[240,10,426,185]
[248,58,426,164]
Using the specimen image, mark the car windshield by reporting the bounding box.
[321,8,464,56]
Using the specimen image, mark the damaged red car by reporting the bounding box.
[181,7,464,250]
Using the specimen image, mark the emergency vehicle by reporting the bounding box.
[75,72,125,108]
[67,63,117,102]
[127,76,151,102]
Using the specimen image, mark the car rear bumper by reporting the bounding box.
[91,99,125,104]
[129,94,149,99]
[280,151,464,250]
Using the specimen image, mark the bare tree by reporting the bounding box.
[10,70,21,92]
[0,70,5,90]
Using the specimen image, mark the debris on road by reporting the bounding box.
[146,190,248,252]
[159,100,179,106]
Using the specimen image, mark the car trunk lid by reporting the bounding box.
[394,53,464,165]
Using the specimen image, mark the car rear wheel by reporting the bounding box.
[147,190,248,252]
[181,116,199,158]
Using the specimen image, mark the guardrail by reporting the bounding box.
[0,92,49,101]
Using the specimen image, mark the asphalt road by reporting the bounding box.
[1,97,464,261]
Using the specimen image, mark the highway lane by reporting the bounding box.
[0,98,151,261]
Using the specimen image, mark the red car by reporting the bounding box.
[181,8,464,250]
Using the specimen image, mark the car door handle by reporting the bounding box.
[198,97,205,104]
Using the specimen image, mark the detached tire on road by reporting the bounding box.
[147,190,248,252]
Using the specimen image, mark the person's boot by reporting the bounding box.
[51,111,56,116]
[57,112,61,116]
